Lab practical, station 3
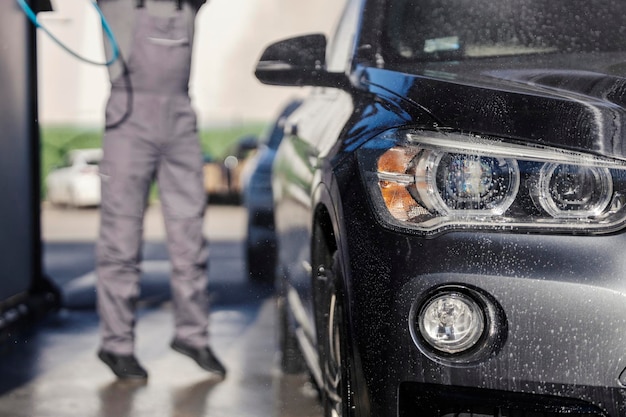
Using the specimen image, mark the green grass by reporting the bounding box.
[39,123,268,200]
[199,123,267,159]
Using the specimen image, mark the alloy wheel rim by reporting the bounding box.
[326,291,344,416]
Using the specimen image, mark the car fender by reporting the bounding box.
[312,177,371,416]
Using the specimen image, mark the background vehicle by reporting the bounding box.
[45,148,102,208]
[256,0,626,416]
[203,135,258,204]
[240,99,302,283]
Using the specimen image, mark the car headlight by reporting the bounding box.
[360,129,626,235]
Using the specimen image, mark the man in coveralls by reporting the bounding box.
[95,0,225,380]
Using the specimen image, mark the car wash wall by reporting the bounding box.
[0,1,59,336]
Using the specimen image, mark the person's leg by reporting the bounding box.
[157,98,225,377]
[96,93,158,357]
[157,101,209,348]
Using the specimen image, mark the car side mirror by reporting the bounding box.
[255,34,348,89]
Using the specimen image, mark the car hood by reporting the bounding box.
[361,52,626,160]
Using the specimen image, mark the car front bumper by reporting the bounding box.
[340,188,626,417]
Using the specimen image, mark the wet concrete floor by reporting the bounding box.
[0,204,322,417]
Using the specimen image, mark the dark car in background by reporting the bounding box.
[240,99,302,282]
[255,0,626,416]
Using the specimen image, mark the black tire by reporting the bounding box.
[277,294,307,374]
[322,252,355,417]
[246,243,277,285]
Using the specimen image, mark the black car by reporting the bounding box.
[256,0,626,416]
[240,99,302,283]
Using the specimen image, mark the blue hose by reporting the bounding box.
[15,0,120,66]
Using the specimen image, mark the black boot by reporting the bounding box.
[98,350,148,380]
[171,339,226,378]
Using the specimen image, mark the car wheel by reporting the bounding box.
[246,243,277,285]
[323,252,355,417]
[277,292,307,374]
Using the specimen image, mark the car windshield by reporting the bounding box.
[382,0,626,62]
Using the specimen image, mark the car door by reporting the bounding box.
[273,92,335,314]
[272,0,363,367]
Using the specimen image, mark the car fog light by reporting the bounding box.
[418,292,485,354]
[618,367,626,387]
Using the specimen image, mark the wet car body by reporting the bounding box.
[240,99,302,282]
[256,0,626,416]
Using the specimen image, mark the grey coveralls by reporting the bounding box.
[96,0,209,355]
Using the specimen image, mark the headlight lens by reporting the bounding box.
[422,151,519,215]
[362,130,626,235]
[533,163,613,218]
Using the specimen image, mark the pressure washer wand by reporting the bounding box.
[15,0,120,66]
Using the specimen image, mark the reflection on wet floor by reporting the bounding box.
[277,374,323,417]
[97,379,149,417]
[0,206,323,417]
[0,298,322,417]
